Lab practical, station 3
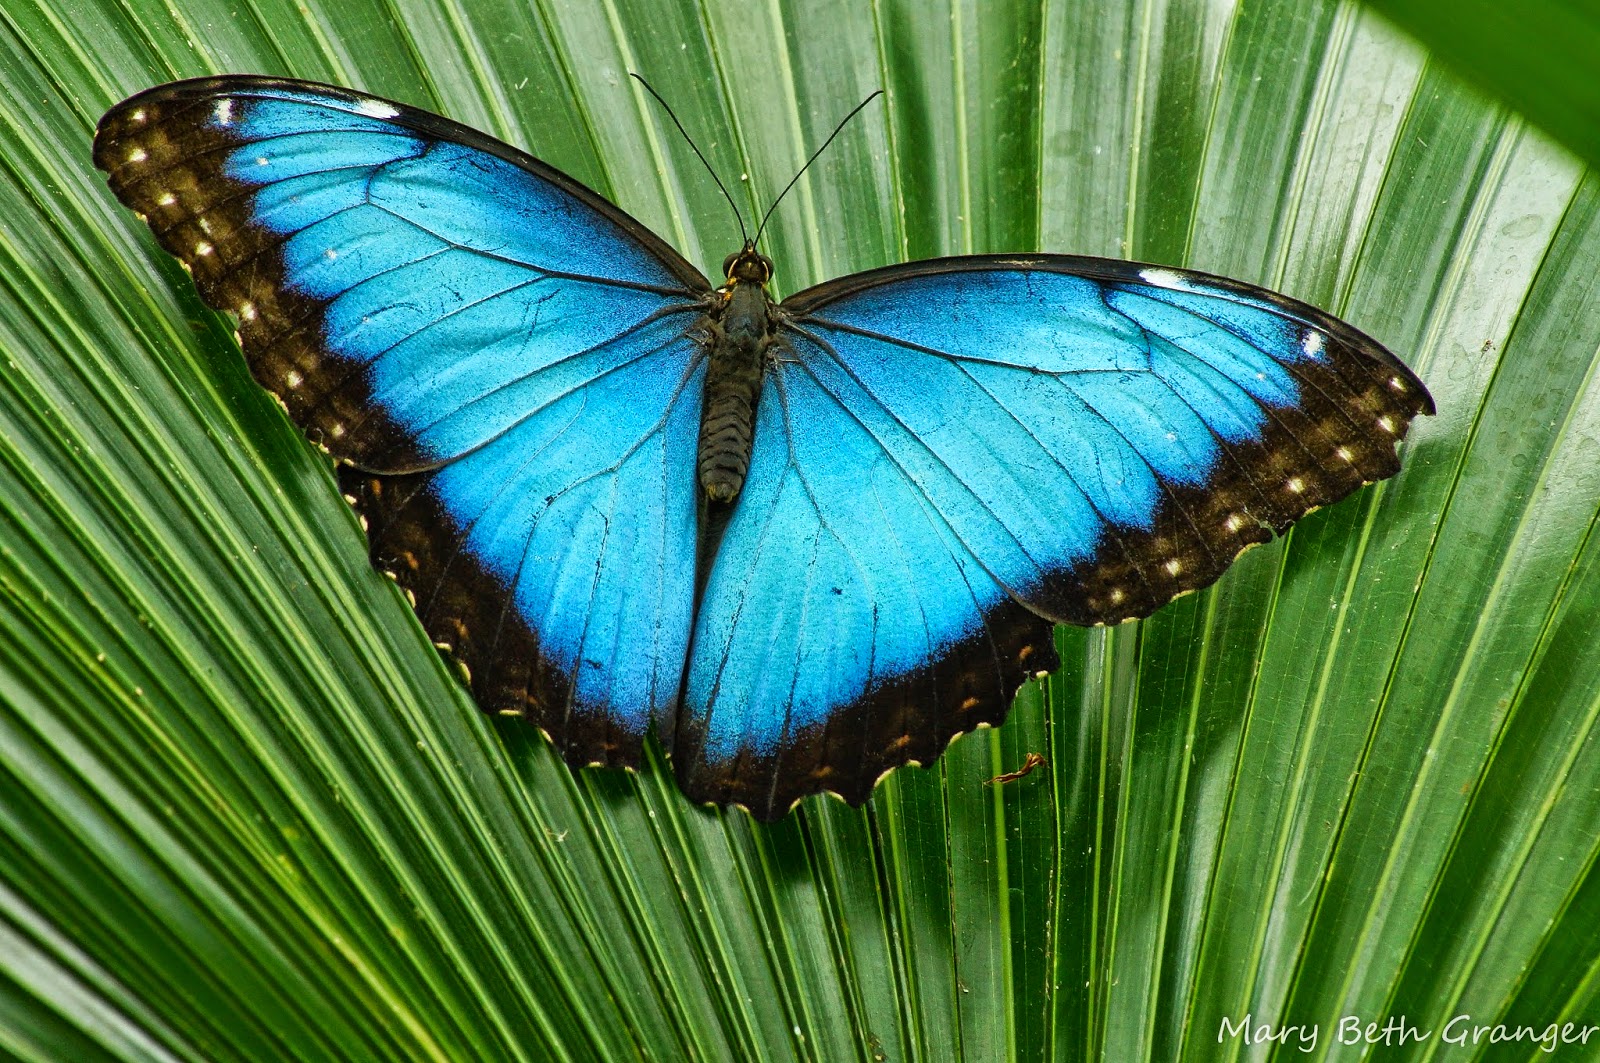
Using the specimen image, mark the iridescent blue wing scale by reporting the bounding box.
[94,77,713,768]
[678,257,1432,817]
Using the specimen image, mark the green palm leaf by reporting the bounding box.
[2,0,1597,1060]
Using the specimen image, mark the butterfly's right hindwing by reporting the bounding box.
[95,77,711,766]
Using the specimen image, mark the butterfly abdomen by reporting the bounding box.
[698,278,773,502]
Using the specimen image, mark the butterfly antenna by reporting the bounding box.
[753,89,884,246]
[630,73,749,246]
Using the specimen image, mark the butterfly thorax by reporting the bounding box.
[698,245,776,502]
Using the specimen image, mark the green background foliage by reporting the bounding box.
[1,0,1597,1059]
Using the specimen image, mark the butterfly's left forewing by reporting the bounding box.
[679,257,1433,818]
[95,77,712,767]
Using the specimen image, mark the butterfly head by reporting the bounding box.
[722,244,773,288]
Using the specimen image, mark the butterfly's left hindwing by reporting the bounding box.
[94,77,712,768]
[678,258,1432,818]
[677,356,1060,815]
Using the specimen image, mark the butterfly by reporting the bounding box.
[93,76,1433,821]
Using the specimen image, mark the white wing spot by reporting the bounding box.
[285,369,303,388]
[1225,514,1243,532]
[1109,588,1126,604]
[1287,476,1304,494]
[156,192,176,206]
[256,156,270,167]
[127,147,148,163]
[1302,330,1326,357]
[214,99,234,126]
[194,241,214,256]
[1336,446,1353,462]
[1138,267,1187,290]
[1377,415,1396,433]
[1164,559,1183,576]
[130,108,147,124]
[239,301,257,321]
[1388,375,1407,392]
[325,248,338,260]
[330,423,346,439]
[354,97,400,119]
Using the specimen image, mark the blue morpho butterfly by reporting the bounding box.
[94,76,1433,821]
